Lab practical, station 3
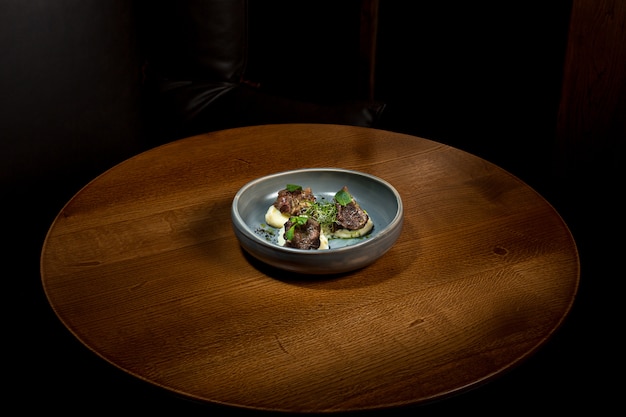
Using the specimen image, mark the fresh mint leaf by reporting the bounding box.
[334,189,352,206]
[286,184,302,192]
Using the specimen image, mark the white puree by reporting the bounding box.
[265,205,291,229]
[265,205,373,250]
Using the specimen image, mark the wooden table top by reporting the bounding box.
[41,124,579,413]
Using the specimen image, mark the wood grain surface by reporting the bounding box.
[41,124,579,413]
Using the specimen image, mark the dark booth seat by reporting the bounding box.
[137,0,386,144]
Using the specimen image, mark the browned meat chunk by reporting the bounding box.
[336,202,369,230]
[335,186,369,230]
[283,217,321,250]
[273,187,316,215]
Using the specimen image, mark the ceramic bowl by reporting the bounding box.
[231,168,403,274]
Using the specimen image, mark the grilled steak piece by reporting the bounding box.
[283,217,321,250]
[273,187,316,215]
[335,186,369,230]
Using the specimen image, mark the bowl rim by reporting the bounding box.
[231,167,403,255]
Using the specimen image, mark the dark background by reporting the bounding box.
[2,1,621,415]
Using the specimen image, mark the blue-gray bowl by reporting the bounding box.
[231,168,403,274]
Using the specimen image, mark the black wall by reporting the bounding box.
[1,1,144,196]
[1,2,147,412]
[375,2,573,188]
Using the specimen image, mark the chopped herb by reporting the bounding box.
[255,224,277,242]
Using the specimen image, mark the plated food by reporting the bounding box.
[231,168,403,274]
[263,184,374,250]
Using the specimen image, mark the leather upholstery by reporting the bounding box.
[137,0,385,144]
[140,0,247,83]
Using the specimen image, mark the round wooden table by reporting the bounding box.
[41,124,579,413]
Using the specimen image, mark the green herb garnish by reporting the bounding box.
[285,184,302,192]
[285,216,308,240]
[303,201,337,227]
[334,189,353,206]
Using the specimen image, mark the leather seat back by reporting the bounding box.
[138,0,248,83]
